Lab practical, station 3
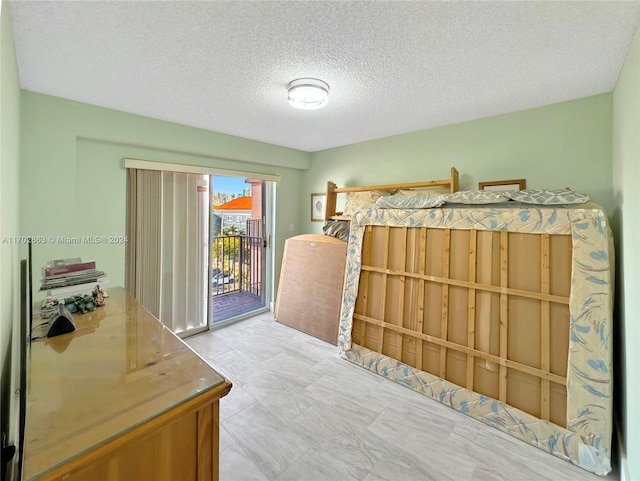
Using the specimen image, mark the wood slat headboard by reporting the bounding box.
[325,166,459,220]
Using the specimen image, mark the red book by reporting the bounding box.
[42,261,97,278]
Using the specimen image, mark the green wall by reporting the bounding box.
[0,1,22,476]
[612,23,640,481]
[20,92,310,301]
[303,94,613,233]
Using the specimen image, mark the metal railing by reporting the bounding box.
[211,232,263,297]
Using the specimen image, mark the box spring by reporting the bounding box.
[338,203,613,476]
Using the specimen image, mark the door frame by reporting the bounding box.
[207,179,274,331]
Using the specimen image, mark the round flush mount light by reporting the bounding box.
[287,78,329,110]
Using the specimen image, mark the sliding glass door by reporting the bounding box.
[126,162,274,336]
[209,176,269,326]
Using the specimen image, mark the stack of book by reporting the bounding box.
[40,258,109,299]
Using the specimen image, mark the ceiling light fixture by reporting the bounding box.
[287,78,329,110]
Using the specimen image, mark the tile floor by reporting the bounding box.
[186,313,618,481]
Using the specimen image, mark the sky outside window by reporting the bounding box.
[212,175,247,195]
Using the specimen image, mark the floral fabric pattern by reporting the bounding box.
[442,190,510,204]
[338,202,613,476]
[503,189,590,205]
[343,190,390,216]
[375,192,445,209]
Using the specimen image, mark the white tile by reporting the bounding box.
[302,374,385,424]
[290,404,387,461]
[243,372,316,423]
[225,402,311,479]
[220,384,257,419]
[189,315,619,481]
[279,439,376,481]
[211,349,268,386]
[364,453,454,481]
[219,425,235,453]
[219,442,273,481]
[446,422,608,481]
[185,332,234,358]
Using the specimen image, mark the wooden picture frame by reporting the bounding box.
[479,179,526,191]
[311,193,326,222]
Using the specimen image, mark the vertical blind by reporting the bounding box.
[126,168,209,334]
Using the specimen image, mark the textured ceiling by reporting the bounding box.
[8,1,640,152]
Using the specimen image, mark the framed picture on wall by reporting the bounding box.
[479,179,526,191]
[311,193,326,222]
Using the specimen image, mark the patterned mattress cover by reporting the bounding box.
[337,202,613,475]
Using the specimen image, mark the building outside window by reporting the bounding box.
[213,196,253,235]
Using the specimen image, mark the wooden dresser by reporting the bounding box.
[23,287,231,481]
[275,234,347,345]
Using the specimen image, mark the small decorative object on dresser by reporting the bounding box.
[478,178,526,191]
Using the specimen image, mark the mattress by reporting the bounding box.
[338,202,613,476]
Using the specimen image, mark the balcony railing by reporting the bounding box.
[211,233,263,298]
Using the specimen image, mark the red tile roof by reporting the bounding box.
[216,196,252,210]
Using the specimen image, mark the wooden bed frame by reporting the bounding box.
[324,166,459,220]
